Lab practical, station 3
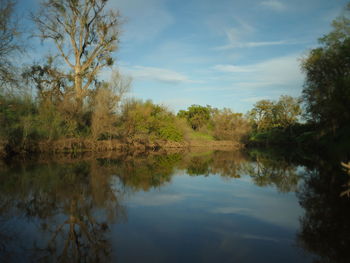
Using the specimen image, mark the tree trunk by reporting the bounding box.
[74,67,84,112]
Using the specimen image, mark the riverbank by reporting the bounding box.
[0,138,242,158]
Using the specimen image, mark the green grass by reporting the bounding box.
[189,131,215,141]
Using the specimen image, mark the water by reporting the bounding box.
[0,149,349,262]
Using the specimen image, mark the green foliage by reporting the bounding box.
[0,95,37,150]
[212,108,251,142]
[34,100,71,140]
[302,3,350,132]
[118,99,184,143]
[188,131,215,142]
[177,104,213,131]
[159,125,183,142]
[248,95,301,131]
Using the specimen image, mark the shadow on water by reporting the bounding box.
[0,148,349,262]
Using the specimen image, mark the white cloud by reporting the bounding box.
[216,40,288,50]
[121,65,195,84]
[213,64,253,73]
[213,54,304,93]
[128,193,196,206]
[261,0,287,11]
[215,19,289,50]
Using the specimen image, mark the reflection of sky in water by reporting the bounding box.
[0,154,314,263]
[112,172,310,263]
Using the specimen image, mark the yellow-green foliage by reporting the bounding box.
[0,95,37,149]
[177,104,213,131]
[188,131,215,142]
[34,100,71,140]
[248,96,301,131]
[212,108,251,142]
[118,99,184,143]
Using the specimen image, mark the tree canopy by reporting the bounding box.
[248,96,301,131]
[32,0,122,107]
[302,3,350,132]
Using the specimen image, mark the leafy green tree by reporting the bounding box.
[302,3,350,132]
[118,100,184,144]
[248,100,275,131]
[248,96,301,131]
[177,104,212,131]
[274,95,302,128]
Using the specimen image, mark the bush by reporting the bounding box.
[212,108,251,142]
[118,99,185,143]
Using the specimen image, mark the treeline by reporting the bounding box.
[1,0,350,156]
[247,4,350,151]
[0,0,252,155]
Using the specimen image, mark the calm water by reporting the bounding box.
[0,149,349,263]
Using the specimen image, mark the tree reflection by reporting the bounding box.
[113,153,183,191]
[184,151,247,178]
[2,149,349,262]
[245,150,301,192]
[297,158,350,263]
[0,160,126,262]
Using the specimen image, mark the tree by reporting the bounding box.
[177,105,213,131]
[274,95,301,128]
[301,3,350,132]
[248,96,301,131]
[212,108,250,142]
[32,0,122,109]
[248,99,275,131]
[0,0,23,91]
[91,70,131,139]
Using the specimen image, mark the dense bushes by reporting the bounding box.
[212,109,251,142]
[118,99,184,144]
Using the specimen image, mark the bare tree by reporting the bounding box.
[91,70,131,139]
[0,0,23,92]
[32,0,122,108]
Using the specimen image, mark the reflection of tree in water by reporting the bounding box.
[0,160,126,263]
[3,149,348,262]
[245,150,301,192]
[184,151,247,178]
[211,151,248,178]
[297,159,350,263]
[186,154,212,176]
[113,153,183,191]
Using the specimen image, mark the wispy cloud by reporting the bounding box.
[213,64,253,73]
[122,65,196,84]
[216,40,288,50]
[260,0,287,12]
[213,54,304,93]
[215,19,289,50]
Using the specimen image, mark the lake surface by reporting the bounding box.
[0,149,349,263]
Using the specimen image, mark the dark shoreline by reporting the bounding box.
[0,138,243,159]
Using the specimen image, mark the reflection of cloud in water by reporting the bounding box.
[127,192,198,207]
[210,199,300,229]
[211,207,252,214]
[241,234,290,243]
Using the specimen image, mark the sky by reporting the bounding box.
[18,0,349,113]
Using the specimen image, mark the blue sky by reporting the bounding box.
[18,0,348,113]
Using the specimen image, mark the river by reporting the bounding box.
[0,149,349,262]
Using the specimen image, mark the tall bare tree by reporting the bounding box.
[0,0,23,91]
[32,0,122,108]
